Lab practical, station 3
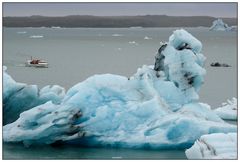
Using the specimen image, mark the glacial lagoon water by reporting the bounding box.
[3,27,237,159]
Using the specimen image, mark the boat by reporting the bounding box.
[25,57,48,68]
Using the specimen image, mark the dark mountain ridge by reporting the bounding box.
[3,15,237,28]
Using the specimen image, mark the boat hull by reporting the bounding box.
[25,60,48,68]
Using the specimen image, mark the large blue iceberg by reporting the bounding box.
[3,29,236,149]
[3,66,65,124]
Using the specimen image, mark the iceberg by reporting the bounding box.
[214,98,237,120]
[210,19,237,31]
[185,133,237,159]
[3,66,65,125]
[3,29,236,148]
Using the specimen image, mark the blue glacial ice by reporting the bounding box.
[185,133,237,159]
[3,29,236,148]
[3,66,65,125]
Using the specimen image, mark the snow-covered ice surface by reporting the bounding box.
[210,19,237,31]
[3,66,65,125]
[185,133,237,159]
[214,97,237,120]
[3,29,236,149]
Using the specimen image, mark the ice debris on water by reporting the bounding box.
[3,29,236,149]
[214,97,237,120]
[185,133,237,159]
[144,36,152,40]
[30,35,44,38]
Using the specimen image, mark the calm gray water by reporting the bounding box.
[3,27,237,107]
[3,143,186,160]
[3,27,237,159]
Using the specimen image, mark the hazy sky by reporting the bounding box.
[3,3,237,18]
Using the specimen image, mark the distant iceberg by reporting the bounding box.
[185,133,237,159]
[214,98,237,120]
[3,29,236,149]
[210,19,237,31]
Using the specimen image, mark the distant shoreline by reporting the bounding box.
[3,26,210,29]
[3,15,237,28]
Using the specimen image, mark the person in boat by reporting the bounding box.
[30,59,40,64]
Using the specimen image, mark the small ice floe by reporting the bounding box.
[30,35,44,38]
[144,36,152,40]
[214,97,237,120]
[129,41,136,44]
[117,47,122,50]
[17,31,27,34]
[128,41,138,45]
[51,26,61,29]
[129,26,142,29]
[112,34,123,37]
[185,133,237,159]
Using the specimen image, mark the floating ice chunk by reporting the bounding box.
[112,34,123,37]
[51,26,61,29]
[214,98,237,120]
[185,133,237,159]
[129,41,136,44]
[30,35,44,38]
[228,26,237,31]
[17,31,27,34]
[129,26,142,29]
[128,41,138,45]
[3,66,65,125]
[144,36,152,40]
